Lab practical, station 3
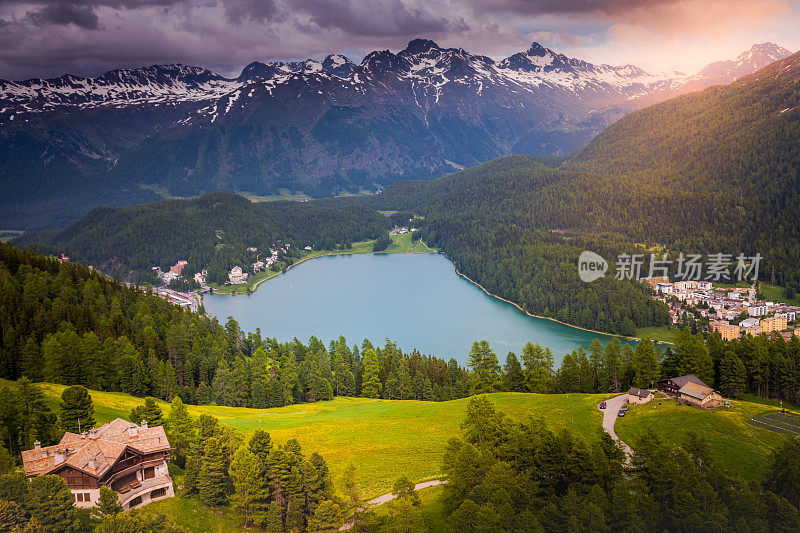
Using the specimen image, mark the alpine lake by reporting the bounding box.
[203,252,631,366]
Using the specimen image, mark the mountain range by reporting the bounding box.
[0,39,792,230]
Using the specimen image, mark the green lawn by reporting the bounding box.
[29,383,605,499]
[411,240,437,254]
[759,282,800,306]
[373,484,447,532]
[615,396,785,481]
[635,325,676,344]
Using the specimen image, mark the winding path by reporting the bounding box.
[339,479,447,531]
[599,394,633,462]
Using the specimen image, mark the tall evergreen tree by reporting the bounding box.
[164,396,195,468]
[28,475,80,532]
[58,385,95,433]
[718,349,746,398]
[467,341,501,395]
[129,397,163,427]
[198,437,229,506]
[230,446,270,527]
[502,352,525,392]
[521,342,554,393]
[96,485,123,517]
[361,349,382,399]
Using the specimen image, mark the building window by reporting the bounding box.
[84,492,91,502]
[75,493,83,503]
[129,496,143,508]
[150,488,166,499]
[143,467,155,480]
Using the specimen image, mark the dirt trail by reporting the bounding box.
[339,479,447,531]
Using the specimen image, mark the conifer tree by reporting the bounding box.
[129,397,163,427]
[249,429,273,464]
[230,447,270,527]
[28,475,80,532]
[198,437,229,506]
[502,352,525,392]
[361,349,382,398]
[58,385,95,433]
[467,341,501,395]
[164,396,195,468]
[96,485,123,517]
[718,349,746,398]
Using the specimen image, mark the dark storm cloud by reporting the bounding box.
[292,0,461,37]
[221,0,281,23]
[0,0,792,80]
[26,2,100,29]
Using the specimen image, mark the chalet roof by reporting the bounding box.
[21,418,170,479]
[663,374,708,389]
[678,382,716,401]
[627,387,653,398]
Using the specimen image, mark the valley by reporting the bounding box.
[2,12,800,532]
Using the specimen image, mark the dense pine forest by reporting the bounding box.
[0,244,470,416]
[17,192,392,283]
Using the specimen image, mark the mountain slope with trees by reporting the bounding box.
[17,192,392,283]
[357,50,800,333]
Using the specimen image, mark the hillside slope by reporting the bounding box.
[1,42,789,230]
[361,50,800,331]
[17,191,391,282]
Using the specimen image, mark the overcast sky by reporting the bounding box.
[1,0,798,80]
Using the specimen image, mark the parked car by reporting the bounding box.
[617,409,626,417]
[599,401,607,409]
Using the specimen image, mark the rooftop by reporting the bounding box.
[21,418,170,479]
[678,381,716,401]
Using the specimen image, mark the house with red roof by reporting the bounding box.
[21,418,173,510]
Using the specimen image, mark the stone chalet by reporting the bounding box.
[627,387,654,404]
[21,419,173,511]
[677,382,724,409]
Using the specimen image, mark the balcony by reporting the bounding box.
[105,458,165,490]
[117,475,174,510]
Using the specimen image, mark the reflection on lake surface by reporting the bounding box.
[203,253,627,365]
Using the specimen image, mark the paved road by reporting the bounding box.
[599,394,633,462]
[339,479,447,531]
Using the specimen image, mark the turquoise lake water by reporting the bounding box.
[202,252,625,365]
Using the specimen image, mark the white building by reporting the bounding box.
[228,266,248,284]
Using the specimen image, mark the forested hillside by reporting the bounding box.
[18,192,391,283]
[359,51,800,333]
[0,244,471,429]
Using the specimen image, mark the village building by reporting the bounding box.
[710,321,741,341]
[228,266,248,284]
[761,316,788,333]
[678,382,724,409]
[21,419,173,511]
[627,387,654,404]
[655,374,709,395]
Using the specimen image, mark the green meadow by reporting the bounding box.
[615,395,787,481]
[13,380,791,530]
[32,383,603,497]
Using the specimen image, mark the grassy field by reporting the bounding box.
[372,484,447,531]
[14,379,794,530]
[634,325,677,344]
[28,383,605,498]
[760,282,800,306]
[615,396,785,481]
